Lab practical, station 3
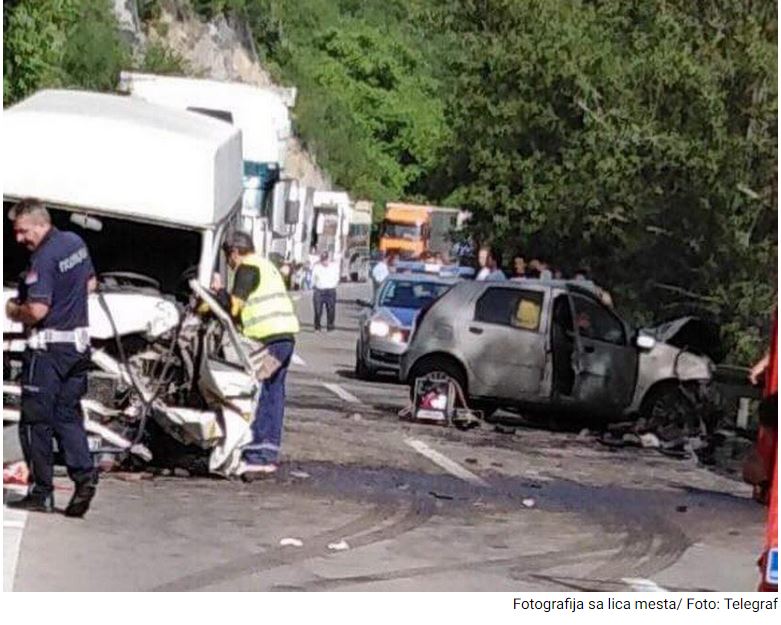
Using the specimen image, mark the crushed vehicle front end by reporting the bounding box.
[630,317,723,440]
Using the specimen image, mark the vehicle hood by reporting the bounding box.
[377,306,418,329]
[643,316,723,363]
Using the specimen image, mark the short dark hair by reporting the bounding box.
[8,197,50,223]
[221,230,254,255]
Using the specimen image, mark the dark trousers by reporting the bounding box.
[243,339,295,465]
[313,288,336,330]
[19,346,96,498]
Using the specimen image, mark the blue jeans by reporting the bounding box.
[243,339,295,465]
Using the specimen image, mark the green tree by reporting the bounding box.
[432,0,776,363]
[3,0,128,106]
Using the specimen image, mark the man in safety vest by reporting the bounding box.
[211,231,300,480]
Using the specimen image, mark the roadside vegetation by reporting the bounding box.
[4,0,776,363]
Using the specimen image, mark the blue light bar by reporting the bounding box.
[393,260,475,279]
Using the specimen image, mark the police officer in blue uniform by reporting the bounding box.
[6,198,98,516]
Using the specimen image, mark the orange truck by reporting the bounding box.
[379,203,468,260]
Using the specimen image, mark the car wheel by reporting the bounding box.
[640,382,700,441]
[409,356,468,403]
[355,344,373,380]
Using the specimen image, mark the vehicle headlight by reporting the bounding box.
[369,319,390,337]
[389,330,406,344]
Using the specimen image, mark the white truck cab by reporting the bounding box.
[3,89,257,476]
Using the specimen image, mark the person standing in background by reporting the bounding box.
[311,251,340,332]
[371,251,390,299]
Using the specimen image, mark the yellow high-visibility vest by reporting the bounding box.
[236,255,300,340]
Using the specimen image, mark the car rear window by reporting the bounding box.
[475,288,543,331]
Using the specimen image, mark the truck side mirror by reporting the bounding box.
[285,200,300,225]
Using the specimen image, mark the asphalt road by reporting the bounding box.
[3,282,766,591]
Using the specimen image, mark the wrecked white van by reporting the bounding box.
[3,90,259,476]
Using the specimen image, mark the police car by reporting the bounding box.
[355,262,471,379]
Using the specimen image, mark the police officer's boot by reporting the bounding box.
[64,478,97,518]
[7,493,54,513]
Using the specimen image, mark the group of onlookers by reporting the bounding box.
[475,245,613,307]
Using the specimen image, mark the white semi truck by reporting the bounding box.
[119,72,306,263]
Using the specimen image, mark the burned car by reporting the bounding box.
[400,279,719,434]
[3,90,259,476]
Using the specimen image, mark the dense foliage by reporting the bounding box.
[4,0,777,362]
[3,0,128,106]
[428,0,777,363]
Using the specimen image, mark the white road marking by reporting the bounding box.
[291,353,306,367]
[4,520,25,529]
[622,577,668,592]
[322,382,361,404]
[405,438,489,488]
[3,501,29,591]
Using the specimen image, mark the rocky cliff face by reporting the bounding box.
[114,0,330,191]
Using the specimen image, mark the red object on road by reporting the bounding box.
[3,461,29,486]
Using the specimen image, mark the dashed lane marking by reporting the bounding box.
[405,438,490,488]
[322,383,361,404]
[622,577,668,592]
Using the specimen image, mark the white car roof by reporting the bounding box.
[120,72,289,165]
[3,89,243,229]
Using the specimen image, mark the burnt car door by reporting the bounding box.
[464,286,546,399]
[568,292,637,413]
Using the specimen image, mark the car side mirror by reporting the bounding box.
[356,299,372,308]
[636,334,656,350]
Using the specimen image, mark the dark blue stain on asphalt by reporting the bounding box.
[274,461,761,525]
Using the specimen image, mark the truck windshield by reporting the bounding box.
[383,221,421,240]
[3,203,201,298]
[379,280,451,309]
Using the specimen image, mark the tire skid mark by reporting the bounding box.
[151,502,400,591]
[282,541,613,591]
[152,497,435,592]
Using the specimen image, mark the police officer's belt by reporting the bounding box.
[28,327,90,352]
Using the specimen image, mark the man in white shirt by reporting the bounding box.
[475,246,491,281]
[371,252,390,298]
[311,251,340,331]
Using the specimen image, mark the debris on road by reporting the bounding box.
[622,433,642,447]
[429,490,455,500]
[522,498,536,509]
[464,457,478,465]
[3,461,29,486]
[578,428,591,439]
[290,470,311,480]
[327,540,350,551]
[640,433,661,448]
[676,505,688,513]
[279,538,304,547]
[110,471,155,482]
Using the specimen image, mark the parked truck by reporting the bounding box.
[119,72,305,263]
[344,200,372,281]
[378,203,469,260]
